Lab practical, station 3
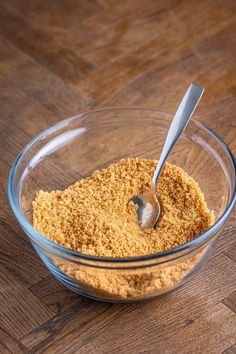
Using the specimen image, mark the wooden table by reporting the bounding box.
[0,1,235,353]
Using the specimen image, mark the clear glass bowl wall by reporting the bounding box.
[9,108,236,302]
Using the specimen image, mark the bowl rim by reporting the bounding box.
[8,107,236,264]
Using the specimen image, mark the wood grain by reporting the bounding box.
[0,0,235,353]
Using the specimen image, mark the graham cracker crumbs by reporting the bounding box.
[58,252,203,299]
[33,158,214,257]
[32,158,214,300]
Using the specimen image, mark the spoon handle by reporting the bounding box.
[152,83,204,186]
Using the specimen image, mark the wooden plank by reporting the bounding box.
[2,0,102,63]
[223,344,236,354]
[213,214,236,259]
[157,303,236,354]
[21,300,109,351]
[82,0,235,66]
[0,219,50,288]
[224,242,236,263]
[30,275,79,314]
[0,265,55,339]
[0,2,95,84]
[0,160,51,288]
[0,328,29,354]
[78,1,236,100]
[223,291,236,313]
[0,35,91,117]
[102,24,236,109]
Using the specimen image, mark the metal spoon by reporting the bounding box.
[131,83,204,229]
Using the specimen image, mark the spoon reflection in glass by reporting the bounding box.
[131,83,204,229]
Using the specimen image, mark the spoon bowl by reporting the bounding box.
[130,185,160,229]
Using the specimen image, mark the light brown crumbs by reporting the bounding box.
[33,158,214,257]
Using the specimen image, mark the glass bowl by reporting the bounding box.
[8,108,236,302]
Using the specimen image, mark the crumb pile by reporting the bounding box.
[33,158,214,299]
[33,158,214,257]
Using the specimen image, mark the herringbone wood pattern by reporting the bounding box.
[0,0,235,353]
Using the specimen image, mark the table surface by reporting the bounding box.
[0,0,235,353]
